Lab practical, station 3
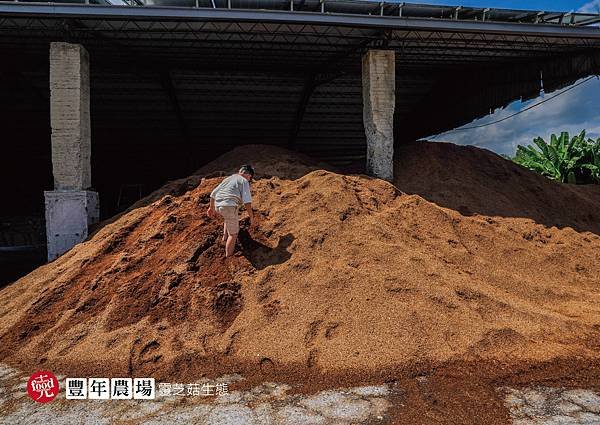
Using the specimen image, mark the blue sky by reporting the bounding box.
[421,1,600,156]
[414,0,599,12]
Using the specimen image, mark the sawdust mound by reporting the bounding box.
[395,141,600,235]
[1,142,599,389]
[100,144,335,224]
[194,144,335,179]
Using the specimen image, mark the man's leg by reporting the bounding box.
[222,222,227,242]
[223,206,240,258]
[225,232,238,257]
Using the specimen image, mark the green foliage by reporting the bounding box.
[513,131,600,184]
[581,140,600,183]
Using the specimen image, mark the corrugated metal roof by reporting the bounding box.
[2,0,599,27]
[0,0,599,185]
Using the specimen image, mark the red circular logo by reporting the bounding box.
[27,371,59,403]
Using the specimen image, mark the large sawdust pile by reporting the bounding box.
[1,142,599,399]
[395,141,600,234]
[99,144,335,224]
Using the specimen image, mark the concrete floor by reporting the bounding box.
[0,364,392,424]
[1,364,599,424]
[502,386,600,425]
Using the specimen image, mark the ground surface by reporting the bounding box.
[2,365,600,424]
[1,364,394,424]
[504,386,600,425]
[1,143,599,424]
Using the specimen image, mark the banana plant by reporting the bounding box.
[514,131,588,184]
[582,140,600,183]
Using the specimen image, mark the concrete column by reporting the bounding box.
[45,42,98,261]
[44,191,99,261]
[362,50,395,181]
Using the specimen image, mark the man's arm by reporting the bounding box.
[241,180,254,226]
[207,194,217,218]
[207,178,227,218]
[245,202,254,226]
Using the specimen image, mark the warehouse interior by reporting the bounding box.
[1,1,599,281]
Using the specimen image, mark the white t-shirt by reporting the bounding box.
[210,174,252,208]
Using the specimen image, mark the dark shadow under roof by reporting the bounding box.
[0,1,599,216]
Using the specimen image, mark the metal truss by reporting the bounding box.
[0,0,598,165]
[0,13,598,73]
[1,0,600,26]
[1,2,600,37]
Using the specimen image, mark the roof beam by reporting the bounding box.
[1,4,600,39]
[160,70,192,168]
[575,15,600,26]
[288,74,316,149]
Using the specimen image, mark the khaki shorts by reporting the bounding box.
[216,205,239,235]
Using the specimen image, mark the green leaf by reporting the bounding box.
[512,131,600,184]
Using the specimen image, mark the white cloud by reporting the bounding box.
[429,77,600,157]
[578,0,600,13]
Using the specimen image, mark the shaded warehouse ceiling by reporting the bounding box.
[1,0,600,218]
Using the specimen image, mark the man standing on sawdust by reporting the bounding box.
[207,165,256,257]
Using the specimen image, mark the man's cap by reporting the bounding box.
[239,164,255,178]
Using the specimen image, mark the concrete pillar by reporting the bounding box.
[45,42,98,261]
[362,49,395,181]
[44,191,99,261]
